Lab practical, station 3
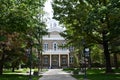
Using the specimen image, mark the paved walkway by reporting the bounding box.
[39,69,77,80]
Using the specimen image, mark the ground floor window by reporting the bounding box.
[70,56,73,63]
[44,56,49,64]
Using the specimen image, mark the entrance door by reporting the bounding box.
[52,55,59,68]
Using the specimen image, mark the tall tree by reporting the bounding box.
[52,0,120,73]
[32,25,48,74]
[0,0,46,75]
[27,0,47,74]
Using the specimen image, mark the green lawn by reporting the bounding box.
[63,68,120,80]
[0,74,41,80]
[73,69,120,80]
[73,73,120,80]
[1,68,44,80]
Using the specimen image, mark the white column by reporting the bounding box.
[59,54,61,67]
[68,53,70,67]
[50,54,52,68]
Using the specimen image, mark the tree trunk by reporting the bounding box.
[40,50,43,72]
[102,31,113,73]
[0,53,5,75]
[114,53,118,69]
[12,66,15,72]
[12,63,15,72]
[38,49,41,74]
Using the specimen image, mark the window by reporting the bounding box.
[62,42,66,50]
[50,23,52,27]
[70,56,73,63]
[53,23,57,27]
[43,43,48,51]
[53,42,58,51]
[69,46,74,52]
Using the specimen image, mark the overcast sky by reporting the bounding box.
[43,0,64,29]
[44,0,53,18]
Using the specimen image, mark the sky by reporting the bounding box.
[44,0,53,19]
[43,0,65,29]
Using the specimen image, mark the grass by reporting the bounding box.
[3,68,29,73]
[73,69,120,80]
[3,68,48,74]
[63,68,75,72]
[1,68,45,80]
[63,68,120,80]
[73,73,120,80]
[0,74,41,80]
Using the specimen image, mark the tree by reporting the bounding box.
[52,0,120,73]
[0,0,46,75]
[90,44,104,68]
[26,0,47,74]
[110,36,120,69]
[32,25,48,74]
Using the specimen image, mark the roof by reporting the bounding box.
[47,19,65,32]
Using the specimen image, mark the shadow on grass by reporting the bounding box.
[73,73,120,80]
[0,74,41,80]
[72,69,120,80]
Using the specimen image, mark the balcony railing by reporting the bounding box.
[43,49,70,54]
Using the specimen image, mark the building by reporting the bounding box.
[42,20,73,68]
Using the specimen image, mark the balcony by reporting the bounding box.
[43,49,70,54]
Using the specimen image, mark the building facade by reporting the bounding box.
[42,20,73,68]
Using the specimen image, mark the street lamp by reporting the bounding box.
[83,47,90,80]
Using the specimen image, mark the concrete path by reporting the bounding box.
[39,69,77,80]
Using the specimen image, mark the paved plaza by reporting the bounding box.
[39,69,77,80]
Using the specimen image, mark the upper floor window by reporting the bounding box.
[53,23,57,27]
[43,43,48,51]
[50,23,52,27]
[53,42,58,51]
[62,42,66,50]
[69,46,74,52]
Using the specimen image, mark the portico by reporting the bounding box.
[42,49,70,68]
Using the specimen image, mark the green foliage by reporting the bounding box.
[91,44,104,64]
[0,0,47,33]
[0,0,47,75]
[73,68,80,74]
[63,68,74,72]
[73,53,80,67]
[52,0,120,72]
[0,0,28,32]
[52,0,120,47]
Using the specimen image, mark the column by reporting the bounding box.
[68,53,70,67]
[59,54,61,67]
[50,54,51,68]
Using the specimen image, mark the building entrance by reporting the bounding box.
[52,55,59,68]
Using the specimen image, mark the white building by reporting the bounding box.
[42,20,73,68]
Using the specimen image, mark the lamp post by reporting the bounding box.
[83,47,90,80]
